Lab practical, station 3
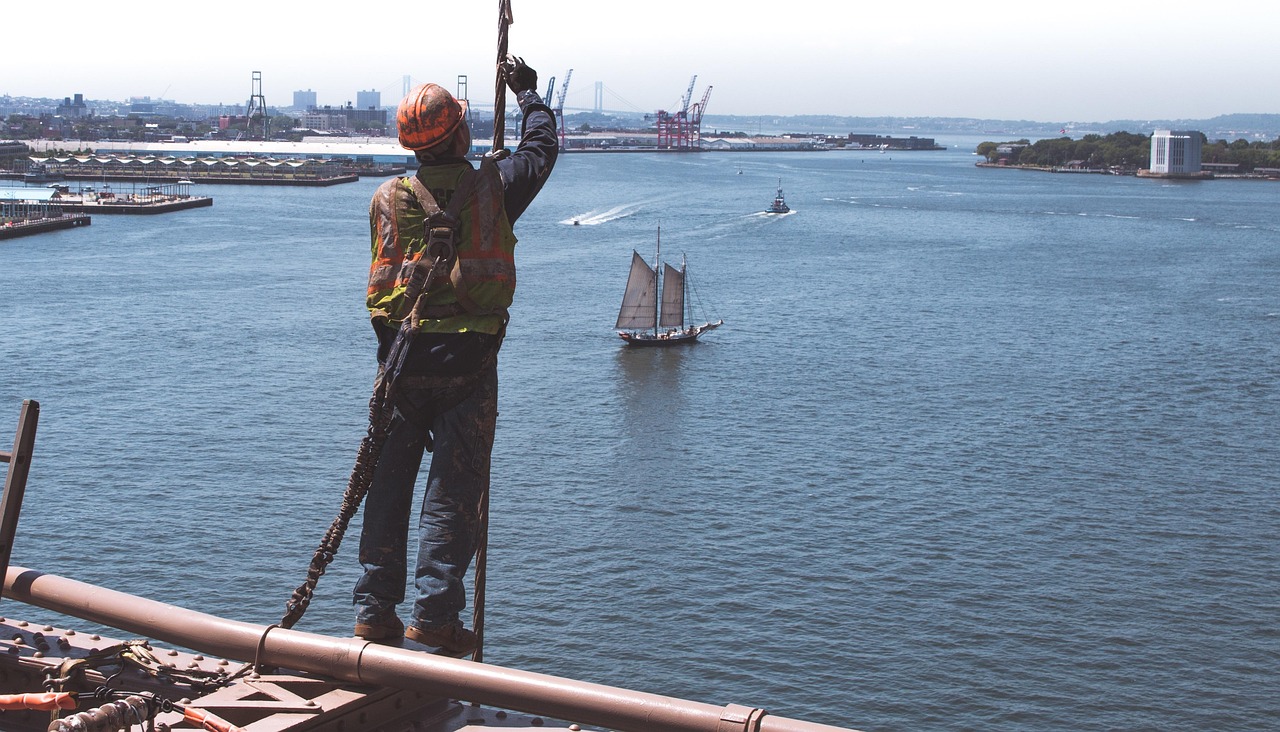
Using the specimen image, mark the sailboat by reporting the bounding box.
[615,228,723,346]
[766,178,790,213]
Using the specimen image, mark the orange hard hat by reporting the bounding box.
[397,83,468,151]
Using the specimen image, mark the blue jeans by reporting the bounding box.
[353,365,497,629]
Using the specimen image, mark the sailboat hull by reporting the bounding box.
[618,321,722,346]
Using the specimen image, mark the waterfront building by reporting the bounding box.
[356,90,381,110]
[1150,129,1203,174]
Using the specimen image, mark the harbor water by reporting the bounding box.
[1,143,1277,731]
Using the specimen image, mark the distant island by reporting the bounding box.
[699,113,1280,140]
[974,131,1280,177]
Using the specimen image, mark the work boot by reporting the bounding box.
[405,621,478,656]
[354,615,404,642]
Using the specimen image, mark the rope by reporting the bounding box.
[492,0,513,153]
[279,257,447,630]
[471,0,512,663]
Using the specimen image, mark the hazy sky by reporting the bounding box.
[7,1,1277,122]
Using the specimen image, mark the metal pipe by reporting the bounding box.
[4,567,858,732]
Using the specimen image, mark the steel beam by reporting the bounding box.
[4,566,858,732]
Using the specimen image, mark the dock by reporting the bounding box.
[0,214,90,240]
[9,152,360,186]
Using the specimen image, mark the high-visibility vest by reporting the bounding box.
[366,161,517,335]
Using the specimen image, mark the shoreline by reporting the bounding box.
[975,161,1278,180]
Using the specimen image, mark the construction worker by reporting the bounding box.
[354,55,557,655]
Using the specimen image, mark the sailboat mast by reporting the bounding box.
[682,254,689,327]
[654,226,661,338]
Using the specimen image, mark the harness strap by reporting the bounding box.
[403,160,509,320]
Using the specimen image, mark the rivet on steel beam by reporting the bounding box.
[90,634,100,640]
[42,625,53,632]
[33,651,43,658]
[193,655,204,661]
[17,621,28,627]
[65,629,76,636]
[167,650,178,656]
[495,711,507,719]
[305,700,317,708]
[532,718,544,727]
[570,725,581,731]
[11,635,23,644]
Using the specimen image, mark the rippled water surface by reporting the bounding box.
[2,143,1278,731]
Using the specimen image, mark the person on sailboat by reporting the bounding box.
[354,55,558,655]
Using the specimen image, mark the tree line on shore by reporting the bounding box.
[977,132,1280,172]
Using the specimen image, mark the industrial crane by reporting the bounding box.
[655,75,710,150]
[554,69,572,149]
[689,85,713,146]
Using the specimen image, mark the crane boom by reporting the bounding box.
[690,85,713,125]
[555,69,573,113]
[681,74,697,114]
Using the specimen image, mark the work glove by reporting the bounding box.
[501,54,538,95]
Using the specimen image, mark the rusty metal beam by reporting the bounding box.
[4,566,858,732]
[0,400,39,606]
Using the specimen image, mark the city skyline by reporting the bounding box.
[6,1,1279,123]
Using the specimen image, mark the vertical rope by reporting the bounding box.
[473,0,512,666]
[491,0,514,153]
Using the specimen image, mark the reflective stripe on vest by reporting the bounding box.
[366,162,516,334]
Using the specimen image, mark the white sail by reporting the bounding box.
[616,250,658,329]
[660,263,685,327]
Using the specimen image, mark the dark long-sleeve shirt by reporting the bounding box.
[496,89,559,223]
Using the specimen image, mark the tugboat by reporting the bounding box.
[766,179,790,214]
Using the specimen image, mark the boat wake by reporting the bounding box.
[561,203,643,226]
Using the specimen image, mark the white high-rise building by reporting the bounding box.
[1150,130,1203,174]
